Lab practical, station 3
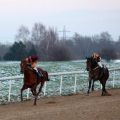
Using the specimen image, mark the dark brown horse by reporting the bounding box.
[86,57,110,96]
[20,58,49,105]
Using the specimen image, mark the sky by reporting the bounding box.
[0,0,120,44]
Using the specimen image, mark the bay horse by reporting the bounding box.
[20,58,49,105]
[86,57,111,96]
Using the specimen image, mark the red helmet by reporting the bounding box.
[29,55,38,62]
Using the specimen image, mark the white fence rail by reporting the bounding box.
[0,68,120,103]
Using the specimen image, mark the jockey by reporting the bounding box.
[28,55,43,79]
[91,52,103,67]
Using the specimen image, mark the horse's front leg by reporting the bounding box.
[34,84,43,105]
[21,89,23,102]
[92,80,95,91]
[31,88,36,96]
[87,79,92,95]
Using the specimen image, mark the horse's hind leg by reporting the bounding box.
[37,84,43,96]
[31,87,36,96]
[101,80,110,96]
[100,80,106,96]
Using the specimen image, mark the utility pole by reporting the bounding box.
[59,25,70,41]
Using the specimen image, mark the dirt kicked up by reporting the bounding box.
[0,89,120,120]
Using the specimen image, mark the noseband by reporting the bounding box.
[87,58,99,72]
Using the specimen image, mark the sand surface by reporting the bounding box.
[0,89,120,120]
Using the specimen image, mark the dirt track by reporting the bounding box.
[0,89,120,120]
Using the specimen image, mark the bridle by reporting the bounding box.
[86,58,99,72]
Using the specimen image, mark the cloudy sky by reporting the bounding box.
[0,0,120,43]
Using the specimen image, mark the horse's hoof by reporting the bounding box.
[86,94,89,96]
[101,92,106,96]
[86,92,90,96]
[101,94,105,96]
[105,93,111,96]
[101,92,111,96]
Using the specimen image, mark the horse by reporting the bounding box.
[86,57,111,96]
[20,58,49,105]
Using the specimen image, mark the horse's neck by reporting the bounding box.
[24,69,36,80]
[92,64,98,69]
[91,60,99,69]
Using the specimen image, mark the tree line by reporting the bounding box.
[1,23,120,61]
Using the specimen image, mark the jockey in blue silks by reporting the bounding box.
[91,53,103,68]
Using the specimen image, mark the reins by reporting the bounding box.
[92,66,99,71]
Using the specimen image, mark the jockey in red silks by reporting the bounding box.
[27,55,43,79]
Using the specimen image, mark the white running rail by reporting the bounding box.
[0,68,120,103]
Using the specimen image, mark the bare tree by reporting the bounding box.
[3,23,119,61]
[0,44,10,60]
[31,23,47,45]
[15,25,30,43]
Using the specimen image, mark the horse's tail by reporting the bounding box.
[105,68,109,79]
[102,67,109,80]
[43,71,50,81]
[37,68,50,81]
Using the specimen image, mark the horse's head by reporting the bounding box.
[20,59,28,73]
[20,57,32,73]
[86,57,92,71]
[86,57,98,71]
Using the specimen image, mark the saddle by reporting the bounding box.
[90,66,106,80]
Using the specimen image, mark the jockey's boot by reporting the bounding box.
[32,69,43,80]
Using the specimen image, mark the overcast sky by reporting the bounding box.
[0,0,120,43]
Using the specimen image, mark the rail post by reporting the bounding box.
[74,75,77,93]
[8,80,12,102]
[113,70,116,88]
[27,88,30,99]
[44,82,47,96]
[60,75,63,95]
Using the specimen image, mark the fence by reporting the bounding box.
[0,68,120,103]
